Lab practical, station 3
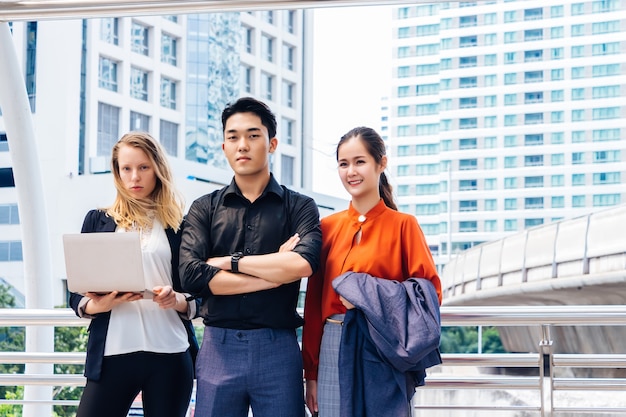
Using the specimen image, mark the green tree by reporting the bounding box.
[440,326,504,354]
[53,325,87,417]
[0,284,24,417]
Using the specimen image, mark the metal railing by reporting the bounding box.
[2,305,626,415]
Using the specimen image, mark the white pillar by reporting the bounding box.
[0,22,54,417]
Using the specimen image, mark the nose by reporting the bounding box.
[131,169,140,180]
[236,137,249,152]
[347,163,357,176]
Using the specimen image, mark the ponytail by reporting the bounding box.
[379,172,397,211]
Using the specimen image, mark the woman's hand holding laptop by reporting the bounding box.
[82,291,143,315]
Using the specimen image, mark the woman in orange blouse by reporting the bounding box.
[302,126,442,416]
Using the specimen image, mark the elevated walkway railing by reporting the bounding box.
[2,305,626,416]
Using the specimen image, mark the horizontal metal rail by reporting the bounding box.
[2,305,626,415]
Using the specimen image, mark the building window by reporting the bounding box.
[161,33,177,66]
[98,56,118,92]
[504,156,517,168]
[572,152,585,164]
[261,72,273,101]
[243,27,253,54]
[524,8,542,20]
[284,10,296,33]
[505,198,517,210]
[459,221,477,232]
[504,219,518,232]
[552,196,564,208]
[131,22,149,56]
[524,28,543,41]
[459,56,477,67]
[26,22,37,112]
[572,195,586,208]
[130,111,150,132]
[130,67,149,101]
[525,134,543,146]
[97,102,120,157]
[525,197,544,209]
[0,133,7,152]
[241,66,252,93]
[281,154,294,186]
[160,77,176,109]
[593,194,621,207]
[504,177,518,189]
[459,138,477,149]
[593,172,620,185]
[459,180,477,191]
[159,119,178,156]
[524,155,543,166]
[459,159,477,170]
[282,81,294,108]
[459,97,477,108]
[459,200,477,212]
[281,118,294,145]
[551,154,564,165]
[459,35,477,47]
[0,168,15,188]
[0,204,19,224]
[100,17,119,45]
[552,175,565,187]
[551,132,564,144]
[525,176,543,188]
[263,10,274,24]
[485,199,497,211]
[0,241,22,261]
[283,44,295,71]
[262,34,274,62]
[572,173,586,186]
[485,220,497,232]
[525,218,544,228]
[524,50,542,62]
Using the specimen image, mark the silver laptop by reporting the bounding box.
[63,232,152,297]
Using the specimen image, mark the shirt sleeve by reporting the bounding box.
[289,194,322,275]
[403,216,442,305]
[302,264,325,381]
[179,197,221,298]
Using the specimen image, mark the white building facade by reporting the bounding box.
[0,10,344,306]
[388,0,626,270]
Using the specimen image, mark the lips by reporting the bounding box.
[348,179,363,186]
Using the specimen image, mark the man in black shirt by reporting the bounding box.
[180,97,321,417]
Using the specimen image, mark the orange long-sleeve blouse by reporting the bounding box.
[302,199,442,380]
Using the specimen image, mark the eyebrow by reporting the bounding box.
[225,127,262,135]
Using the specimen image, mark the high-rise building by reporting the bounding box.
[388,0,626,270]
[0,10,343,305]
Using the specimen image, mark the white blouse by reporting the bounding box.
[104,219,189,356]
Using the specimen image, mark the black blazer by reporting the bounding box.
[68,209,199,381]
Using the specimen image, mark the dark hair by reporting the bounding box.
[221,97,277,139]
[336,126,397,211]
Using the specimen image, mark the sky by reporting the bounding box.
[310,5,393,199]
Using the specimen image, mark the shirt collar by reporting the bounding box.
[347,199,387,224]
[224,173,284,202]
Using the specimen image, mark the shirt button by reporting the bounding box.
[247,225,253,230]
[245,248,251,254]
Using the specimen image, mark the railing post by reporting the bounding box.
[539,324,554,417]
[0,23,55,417]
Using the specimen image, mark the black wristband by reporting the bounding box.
[231,251,244,273]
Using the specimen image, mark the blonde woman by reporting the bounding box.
[69,131,198,417]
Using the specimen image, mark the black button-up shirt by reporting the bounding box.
[180,175,322,330]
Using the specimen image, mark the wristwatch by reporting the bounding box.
[231,251,244,273]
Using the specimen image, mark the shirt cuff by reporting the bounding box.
[77,297,97,319]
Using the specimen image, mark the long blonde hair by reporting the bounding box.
[106,131,184,231]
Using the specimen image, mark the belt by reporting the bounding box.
[326,317,343,325]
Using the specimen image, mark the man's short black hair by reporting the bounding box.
[221,97,277,139]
